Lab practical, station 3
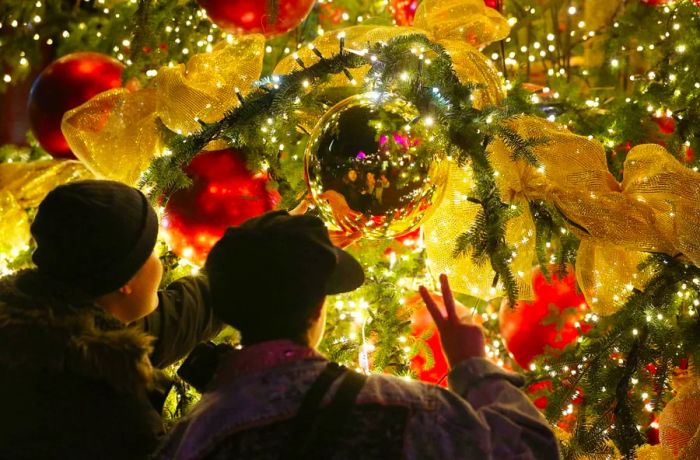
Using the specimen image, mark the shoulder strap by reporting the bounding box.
[281,362,346,459]
[308,370,368,457]
[283,366,368,460]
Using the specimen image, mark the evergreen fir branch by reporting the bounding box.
[539,254,700,456]
[612,326,648,456]
[490,122,547,166]
[562,422,619,460]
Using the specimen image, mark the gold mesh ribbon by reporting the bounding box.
[486,116,700,314]
[62,36,266,185]
[0,191,30,254]
[274,0,509,110]
[412,0,511,47]
[0,160,93,251]
[424,162,534,299]
[636,445,675,460]
[62,87,161,187]
[659,377,700,460]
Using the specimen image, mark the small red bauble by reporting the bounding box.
[652,115,676,135]
[647,415,660,445]
[499,266,589,369]
[484,0,500,10]
[685,146,694,162]
[28,52,124,159]
[527,380,553,409]
[197,0,315,37]
[162,149,280,265]
[390,0,419,26]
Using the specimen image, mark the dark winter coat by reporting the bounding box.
[0,269,222,460]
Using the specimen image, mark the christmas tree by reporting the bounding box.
[2,0,700,457]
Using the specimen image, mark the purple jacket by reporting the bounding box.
[159,340,560,460]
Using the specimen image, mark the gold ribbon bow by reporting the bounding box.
[0,160,92,253]
[423,161,535,300]
[453,115,699,314]
[426,116,699,313]
[274,0,509,112]
[61,35,266,185]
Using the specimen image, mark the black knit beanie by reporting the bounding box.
[30,180,159,297]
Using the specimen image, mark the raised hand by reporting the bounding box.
[419,274,486,368]
[318,189,365,233]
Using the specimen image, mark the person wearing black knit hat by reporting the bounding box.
[0,180,223,460]
[31,179,163,321]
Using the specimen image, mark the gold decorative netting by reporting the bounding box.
[658,376,700,460]
[61,35,266,185]
[491,117,700,313]
[0,160,92,250]
[423,162,534,299]
[425,115,697,315]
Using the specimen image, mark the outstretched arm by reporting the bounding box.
[136,274,224,368]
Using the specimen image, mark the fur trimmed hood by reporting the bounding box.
[0,270,154,394]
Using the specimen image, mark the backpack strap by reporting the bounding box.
[282,363,368,460]
[282,362,346,459]
[306,370,368,458]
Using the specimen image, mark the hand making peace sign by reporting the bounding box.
[419,274,486,368]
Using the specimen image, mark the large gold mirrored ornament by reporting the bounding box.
[305,92,449,238]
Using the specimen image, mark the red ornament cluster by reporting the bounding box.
[162,149,280,265]
[197,0,316,37]
[28,52,124,159]
[499,266,589,369]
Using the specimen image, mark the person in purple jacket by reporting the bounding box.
[159,210,560,460]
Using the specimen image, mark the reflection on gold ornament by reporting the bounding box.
[306,92,448,239]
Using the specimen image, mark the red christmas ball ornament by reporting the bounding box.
[647,416,661,445]
[390,0,419,26]
[685,146,695,163]
[527,380,553,410]
[499,266,589,369]
[484,0,501,10]
[28,52,124,159]
[406,291,476,386]
[652,115,676,135]
[197,0,316,37]
[162,149,280,265]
